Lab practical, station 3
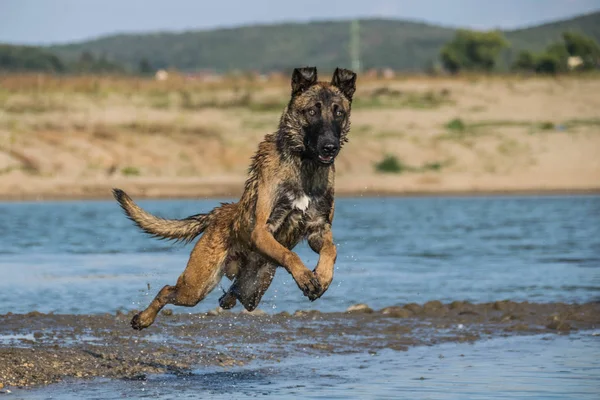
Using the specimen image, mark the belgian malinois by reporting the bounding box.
[113,66,356,330]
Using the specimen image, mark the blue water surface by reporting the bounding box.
[0,195,598,315]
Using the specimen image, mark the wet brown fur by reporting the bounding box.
[113,67,356,330]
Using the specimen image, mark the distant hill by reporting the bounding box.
[35,11,600,73]
[504,11,600,52]
[47,19,455,73]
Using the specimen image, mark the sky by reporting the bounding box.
[1,0,599,45]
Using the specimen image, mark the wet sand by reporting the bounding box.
[1,300,598,389]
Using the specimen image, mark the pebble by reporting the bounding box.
[500,313,520,322]
[206,307,224,316]
[380,306,412,318]
[403,303,422,314]
[25,311,43,318]
[449,300,465,310]
[292,310,321,317]
[346,304,373,313]
[423,300,445,313]
[241,309,267,316]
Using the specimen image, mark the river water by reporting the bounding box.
[1,194,599,398]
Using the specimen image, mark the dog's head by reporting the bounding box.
[279,66,357,165]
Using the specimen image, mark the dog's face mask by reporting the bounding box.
[287,67,356,165]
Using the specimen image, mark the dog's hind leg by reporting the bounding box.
[219,259,276,312]
[131,228,228,330]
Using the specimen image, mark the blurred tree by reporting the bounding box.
[512,50,536,72]
[440,30,509,73]
[74,51,94,73]
[0,45,66,72]
[78,51,95,64]
[73,51,124,74]
[562,31,600,69]
[40,13,600,73]
[138,58,154,75]
[535,43,570,74]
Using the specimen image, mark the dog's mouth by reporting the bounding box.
[317,155,335,164]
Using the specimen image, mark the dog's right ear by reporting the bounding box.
[291,67,318,97]
[331,67,357,101]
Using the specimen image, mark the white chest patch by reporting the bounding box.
[292,194,310,211]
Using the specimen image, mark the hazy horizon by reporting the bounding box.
[1,0,599,46]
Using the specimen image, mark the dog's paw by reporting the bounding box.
[131,313,150,331]
[311,270,332,301]
[295,269,322,301]
[219,292,237,310]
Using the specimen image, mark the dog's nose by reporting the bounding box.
[322,143,338,155]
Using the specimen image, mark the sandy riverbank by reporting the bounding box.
[1,75,599,201]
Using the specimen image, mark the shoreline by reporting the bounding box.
[1,177,599,202]
[0,300,598,388]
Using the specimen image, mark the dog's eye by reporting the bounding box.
[335,109,344,117]
[307,109,316,117]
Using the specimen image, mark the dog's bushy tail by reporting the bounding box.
[112,188,212,243]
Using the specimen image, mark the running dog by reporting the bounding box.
[113,66,356,330]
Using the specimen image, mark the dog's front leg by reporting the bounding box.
[251,226,322,300]
[251,182,322,300]
[308,225,337,299]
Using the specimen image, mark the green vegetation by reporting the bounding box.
[512,50,536,72]
[71,51,124,74]
[420,161,444,172]
[445,118,467,132]
[46,19,455,73]
[138,58,154,75]
[539,121,555,130]
[440,30,509,73]
[374,155,449,174]
[441,118,538,139]
[46,12,600,73]
[121,166,140,176]
[439,118,600,140]
[0,45,123,74]
[564,31,600,69]
[563,118,600,128]
[504,11,600,54]
[0,44,65,72]
[375,155,407,173]
[512,32,600,74]
[1,12,599,74]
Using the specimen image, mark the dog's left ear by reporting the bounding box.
[331,67,357,101]
[291,67,318,97]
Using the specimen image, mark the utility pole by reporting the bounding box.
[350,20,361,72]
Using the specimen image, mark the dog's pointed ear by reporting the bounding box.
[331,68,357,101]
[291,67,318,97]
